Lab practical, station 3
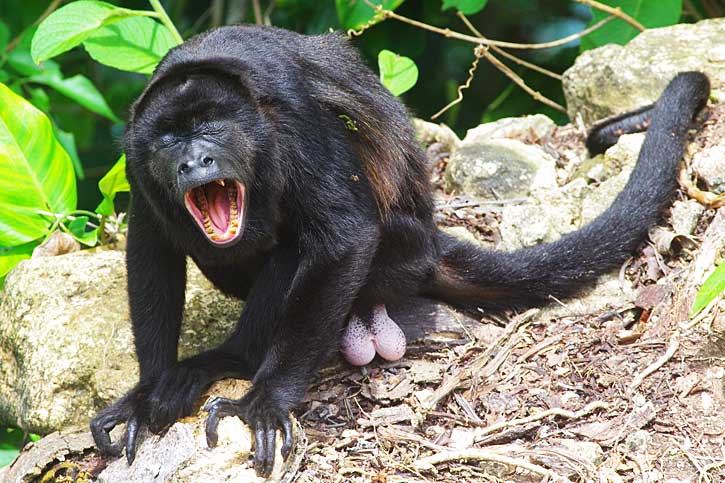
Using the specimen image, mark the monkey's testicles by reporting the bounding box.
[341,305,407,366]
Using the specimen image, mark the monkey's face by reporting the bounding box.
[130,73,264,247]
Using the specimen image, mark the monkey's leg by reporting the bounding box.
[340,304,407,366]
[203,236,375,478]
[91,197,187,463]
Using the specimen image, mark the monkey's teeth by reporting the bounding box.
[216,179,225,187]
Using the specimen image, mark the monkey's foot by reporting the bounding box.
[204,383,294,478]
[340,304,407,366]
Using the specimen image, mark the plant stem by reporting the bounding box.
[148,0,184,44]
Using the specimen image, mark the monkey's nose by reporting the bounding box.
[178,156,215,175]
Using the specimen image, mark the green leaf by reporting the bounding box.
[580,0,682,51]
[29,71,120,123]
[0,82,76,245]
[31,0,149,64]
[0,20,9,52]
[27,87,50,113]
[7,29,46,77]
[96,155,130,216]
[441,0,488,15]
[691,262,725,316]
[67,216,98,246]
[335,0,405,31]
[0,242,37,279]
[53,125,84,180]
[83,16,177,75]
[0,427,24,467]
[378,49,418,96]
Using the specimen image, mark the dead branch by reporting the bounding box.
[629,331,680,390]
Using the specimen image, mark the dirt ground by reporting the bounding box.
[292,104,725,483]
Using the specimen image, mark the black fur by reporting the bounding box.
[90,25,710,477]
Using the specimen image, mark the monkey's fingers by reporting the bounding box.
[280,417,293,460]
[203,397,237,448]
[255,421,276,478]
[90,411,124,457]
[125,416,140,464]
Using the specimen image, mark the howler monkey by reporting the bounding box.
[90,25,710,477]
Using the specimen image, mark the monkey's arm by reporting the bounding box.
[91,195,187,461]
[204,233,375,478]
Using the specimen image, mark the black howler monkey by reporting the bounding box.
[90,25,710,477]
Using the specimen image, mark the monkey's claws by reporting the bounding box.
[203,394,294,478]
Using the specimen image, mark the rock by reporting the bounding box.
[498,133,641,251]
[0,250,482,435]
[0,249,241,434]
[671,200,705,235]
[462,114,556,144]
[3,380,305,483]
[413,118,460,151]
[445,138,557,200]
[692,142,725,194]
[563,18,725,125]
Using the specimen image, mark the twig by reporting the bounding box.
[699,459,725,483]
[5,0,62,52]
[478,45,566,112]
[474,401,608,438]
[629,330,680,390]
[457,12,562,80]
[431,46,484,120]
[415,449,567,481]
[574,0,646,31]
[251,0,263,25]
[422,309,537,411]
[436,197,530,210]
[367,1,615,50]
[148,0,183,44]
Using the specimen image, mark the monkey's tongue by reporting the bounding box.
[340,305,407,366]
[206,187,229,231]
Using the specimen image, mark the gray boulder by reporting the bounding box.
[0,249,241,434]
[563,18,725,125]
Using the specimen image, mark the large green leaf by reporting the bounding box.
[335,0,405,30]
[29,71,120,123]
[83,16,178,74]
[0,82,76,245]
[31,0,148,64]
[580,0,682,51]
[96,155,130,216]
[691,262,725,316]
[378,49,418,96]
[441,0,488,15]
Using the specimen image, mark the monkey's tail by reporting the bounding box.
[425,72,710,309]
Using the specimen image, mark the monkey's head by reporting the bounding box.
[126,59,275,247]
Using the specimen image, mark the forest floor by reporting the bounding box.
[292,104,725,483]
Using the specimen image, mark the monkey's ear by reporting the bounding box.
[131,57,259,120]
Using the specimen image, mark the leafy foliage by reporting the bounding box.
[335,0,405,30]
[31,1,148,63]
[580,0,683,50]
[96,155,130,216]
[83,16,177,74]
[378,49,419,96]
[441,0,489,15]
[0,82,76,245]
[691,262,725,316]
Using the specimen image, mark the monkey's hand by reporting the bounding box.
[90,383,148,463]
[91,364,213,463]
[204,382,294,478]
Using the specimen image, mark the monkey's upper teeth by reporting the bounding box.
[215,179,225,187]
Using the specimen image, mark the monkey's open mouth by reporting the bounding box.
[183,179,245,246]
